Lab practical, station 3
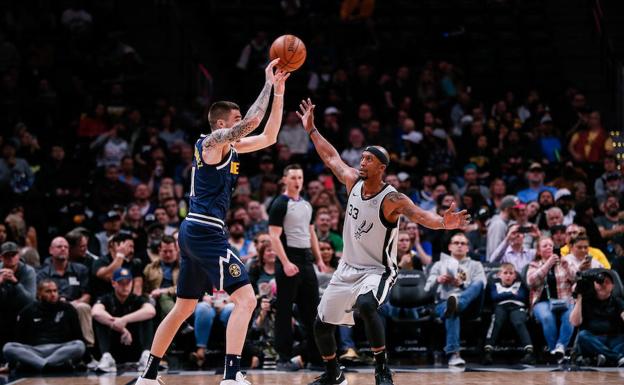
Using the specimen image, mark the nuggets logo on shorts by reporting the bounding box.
[229,264,242,278]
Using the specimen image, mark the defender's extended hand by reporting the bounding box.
[296,98,316,133]
[443,202,471,229]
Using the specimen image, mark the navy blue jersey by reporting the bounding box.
[187,137,240,228]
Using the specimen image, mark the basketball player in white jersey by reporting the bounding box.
[296,98,470,385]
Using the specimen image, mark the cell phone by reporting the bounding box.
[584,255,593,262]
[518,226,532,234]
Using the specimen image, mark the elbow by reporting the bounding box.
[147,306,157,318]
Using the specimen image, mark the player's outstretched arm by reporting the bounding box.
[297,98,359,191]
[202,59,279,152]
[234,69,290,154]
[384,193,471,230]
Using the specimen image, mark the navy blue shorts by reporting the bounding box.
[176,219,250,299]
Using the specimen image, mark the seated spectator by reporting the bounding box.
[66,228,99,272]
[486,195,518,259]
[249,243,277,293]
[425,233,486,366]
[95,211,123,257]
[595,193,624,260]
[554,188,576,226]
[397,230,431,271]
[245,200,269,240]
[570,270,624,367]
[551,224,568,256]
[0,241,36,353]
[228,219,255,263]
[315,212,344,258]
[405,221,433,258]
[2,280,85,371]
[594,155,620,203]
[191,289,235,368]
[489,224,539,272]
[527,237,576,361]
[517,162,557,203]
[563,235,606,274]
[37,236,93,346]
[143,235,179,319]
[91,268,156,372]
[92,232,143,300]
[559,225,610,268]
[483,263,534,365]
[465,207,489,260]
[543,206,565,237]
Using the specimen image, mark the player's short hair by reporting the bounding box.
[208,101,240,130]
[283,163,303,176]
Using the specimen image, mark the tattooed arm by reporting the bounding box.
[202,59,278,162]
[296,98,359,192]
[383,192,471,230]
[234,70,290,154]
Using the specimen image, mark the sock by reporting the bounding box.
[224,354,241,380]
[142,354,161,380]
[373,349,387,372]
[324,356,340,377]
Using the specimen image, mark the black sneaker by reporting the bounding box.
[520,352,536,365]
[482,351,493,365]
[308,371,347,385]
[375,367,393,385]
[276,360,300,372]
[444,295,458,318]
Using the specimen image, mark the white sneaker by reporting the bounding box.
[220,371,251,385]
[137,350,151,372]
[136,376,165,385]
[553,344,565,355]
[448,353,466,366]
[96,352,117,373]
[87,357,99,370]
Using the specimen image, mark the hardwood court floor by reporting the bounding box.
[9,371,624,385]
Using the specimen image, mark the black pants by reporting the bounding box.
[275,248,321,364]
[485,303,532,348]
[94,319,153,363]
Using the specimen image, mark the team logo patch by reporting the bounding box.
[354,220,373,239]
[229,264,242,278]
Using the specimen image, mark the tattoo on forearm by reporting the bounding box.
[203,82,272,149]
[310,130,347,181]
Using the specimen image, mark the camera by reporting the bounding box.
[573,270,608,298]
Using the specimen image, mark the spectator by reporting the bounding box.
[570,270,624,367]
[315,211,344,258]
[568,110,614,165]
[143,235,179,319]
[228,219,255,263]
[90,122,130,167]
[425,233,486,366]
[0,241,36,353]
[465,207,489,260]
[245,200,269,240]
[483,263,534,365]
[0,141,34,194]
[37,236,94,346]
[92,268,156,372]
[486,195,518,259]
[554,188,576,226]
[527,237,575,361]
[489,224,539,272]
[119,155,141,188]
[595,193,624,260]
[92,233,143,300]
[397,230,431,270]
[249,243,277,293]
[559,225,610,268]
[278,111,309,156]
[517,163,557,204]
[134,183,155,217]
[2,280,85,372]
[250,156,279,193]
[340,128,366,168]
[416,168,438,210]
[92,166,133,215]
[551,224,568,256]
[162,197,181,228]
[563,236,606,274]
[66,228,99,272]
[95,210,123,257]
[544,206,565,235]
[458,163,490,200]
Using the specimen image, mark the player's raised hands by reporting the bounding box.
[443,202,471,229]
[273,69,290,96]
[296,98,316,134]
[265,58,280,85]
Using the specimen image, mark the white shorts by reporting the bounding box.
[317,262,396,326]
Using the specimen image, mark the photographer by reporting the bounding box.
[570,269,624,367]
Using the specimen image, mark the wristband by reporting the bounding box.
[309,128,318,136]
[273,93,284,97]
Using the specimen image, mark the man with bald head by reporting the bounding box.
[37,236,94,345]
[298,99,470,385]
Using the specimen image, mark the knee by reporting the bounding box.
[75,302,91,313]
[577,329,593,342]
[72,340,86,355]
[314,317,334,336]
[173,299,198,318]
[232,290,257,315]
[355,293,379,319]
[2,342,18,356]
[195,302,216,318]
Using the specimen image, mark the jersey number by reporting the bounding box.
[348,204,359,220]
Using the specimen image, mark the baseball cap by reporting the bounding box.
[500,195,519,210]
[555,188,572,201]
[540,115,553,124]
[324,106,340,115]
[104,210,121,222]
[397,172,410,182]
[528,162,543,172]
[513,202,527,209]
[112,268,133,282]
[0,242,19,257]
[605,172,620,181]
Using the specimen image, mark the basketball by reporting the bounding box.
[269,34,306,72]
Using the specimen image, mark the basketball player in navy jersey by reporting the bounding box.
[138,59,289,385]
[297,98,471,385]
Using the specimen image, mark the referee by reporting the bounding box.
[269,164,327,371]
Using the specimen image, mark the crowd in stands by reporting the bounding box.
[1,0,624,375]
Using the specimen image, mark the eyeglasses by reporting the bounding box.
[451,241,469,246]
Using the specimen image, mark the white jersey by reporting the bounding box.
[342,180,399,272]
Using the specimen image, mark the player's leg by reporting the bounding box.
[354,293,390,375]
[223,284,256,373]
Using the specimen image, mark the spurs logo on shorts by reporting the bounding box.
[354,220,373,239]
[229,264,241,278]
